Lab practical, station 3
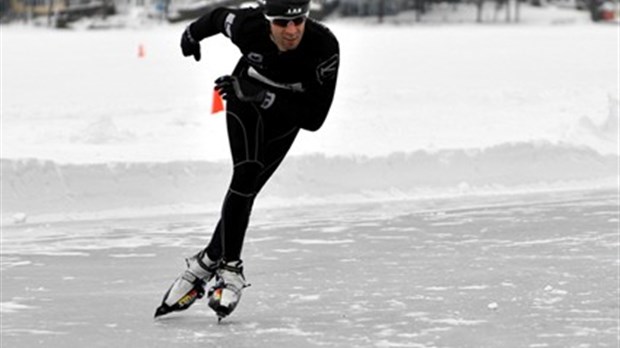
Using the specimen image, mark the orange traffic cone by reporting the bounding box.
[212,89,225,114]
[138,44,145,58]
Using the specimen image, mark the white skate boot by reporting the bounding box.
[154,251,219,318]
[208,260,249,321]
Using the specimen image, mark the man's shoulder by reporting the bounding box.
[235,6,264,19]
[305,19,339,53]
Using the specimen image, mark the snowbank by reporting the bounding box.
[2,142,617,224]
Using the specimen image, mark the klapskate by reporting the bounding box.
[154,251,218,318]
[207,260,249,322]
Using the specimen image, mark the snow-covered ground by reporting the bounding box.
[2,6,618,222]
[2,11,618,163]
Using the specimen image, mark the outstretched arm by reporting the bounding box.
[179,8,237,61]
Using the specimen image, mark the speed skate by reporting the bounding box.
[207,260,249,322]
[154,251,218,318]
[154,255,248,322]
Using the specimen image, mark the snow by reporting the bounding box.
[2,6,618,224]
[2,12,618,163]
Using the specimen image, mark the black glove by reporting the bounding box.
[215,75,276,108]
[180,26,201,61]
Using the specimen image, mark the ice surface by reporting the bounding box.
[1,190,618,347]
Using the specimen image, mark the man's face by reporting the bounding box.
[269,16,306,52]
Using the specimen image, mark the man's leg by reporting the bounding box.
[204,118,299,261]
[205,101,264,262]
[255,126,300,194]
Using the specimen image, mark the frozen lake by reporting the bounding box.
[2,189,618,347]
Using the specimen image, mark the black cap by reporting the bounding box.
[261,0,310,18]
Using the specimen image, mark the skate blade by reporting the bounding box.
[154,281,206,319]
[216,311,228,323]
[154,305,172,318]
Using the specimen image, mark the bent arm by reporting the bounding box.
[272,53,340,132]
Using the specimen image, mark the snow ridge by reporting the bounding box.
[2,141,617,223]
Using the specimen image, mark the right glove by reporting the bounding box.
[215,75,276,109]
[180,26,201,62]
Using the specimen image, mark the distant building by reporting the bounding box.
[1,0,336,24]
[338,0,414,16]
[4,0,115,22]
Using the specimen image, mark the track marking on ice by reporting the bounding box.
[339,258,358,263]
[429,219,472,226]
[319,226,350,233]
[417,317,487,326]
[404,312,429,318]
[273,249,299,253]
[353,222,382,227]
[192,332,227,338]
[457,285,489,290]
[289,294,320,301]
[254,327,316,336]
[25,286,49,292]
[108,253,156,258]
[0,302,36,313]
[291,239,354,245]
[2,329,68,336]
[0,259,32,269]
[31,251,90,257]
[386,299,407,308]
[363,235,409,240]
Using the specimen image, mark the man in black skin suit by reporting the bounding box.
[155,0,340,320]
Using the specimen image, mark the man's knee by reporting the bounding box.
[230,161,263,195]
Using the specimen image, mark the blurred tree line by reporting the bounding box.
[1,0,613,26]
[338,0,616,22]
[339,0,527,23]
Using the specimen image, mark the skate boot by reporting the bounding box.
[208,260,249,321]
[154,251,219,318]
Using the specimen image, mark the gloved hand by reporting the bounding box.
[181,26,201,61]
[215,75,275,108]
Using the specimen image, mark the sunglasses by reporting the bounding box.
[265,14,307,27]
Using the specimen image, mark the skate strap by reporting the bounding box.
[180,270,197,282]
[195,250,220,271]
[219,281,251,292]
[196,257,219,272]
[220,261,244,273]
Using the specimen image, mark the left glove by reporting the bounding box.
[215,75,276,108]
[181,26,201,62]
